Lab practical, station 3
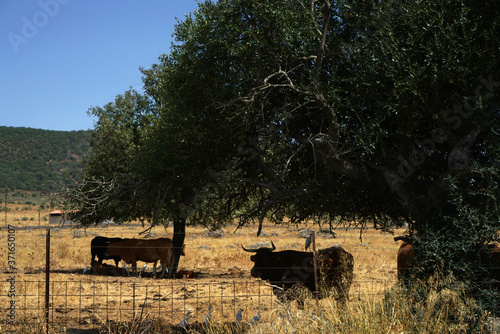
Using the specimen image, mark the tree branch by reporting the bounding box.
[312,0,332,83]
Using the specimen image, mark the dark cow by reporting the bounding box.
[105,238,185,278]
[90,236,123,267]
[242,241,354,303]
[395,236,500,288]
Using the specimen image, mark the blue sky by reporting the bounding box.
[1,0,200,131]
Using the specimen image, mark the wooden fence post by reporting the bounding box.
[132,282,136,321]
[45,228,50,334]
[4,189,7,228]
[311,230,319,302]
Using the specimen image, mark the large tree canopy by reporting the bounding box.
[65,0,499,300]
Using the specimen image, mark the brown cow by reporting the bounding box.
[395,236,500,288]
[394,236,414,280]
[480,245,500,290]
[105,238,178,278]
[91,259,129,277]
[150,243,186,273]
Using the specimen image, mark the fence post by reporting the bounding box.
[4,189,7,228]
[45,228,50,333]
[311,230,319,300]
[132,282,136,321]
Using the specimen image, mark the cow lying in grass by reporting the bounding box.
[105,238,184,278]
[91,259,129,277]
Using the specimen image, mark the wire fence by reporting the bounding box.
[1,279,272,329]
[0,224,400,331]
[0,277,392,332]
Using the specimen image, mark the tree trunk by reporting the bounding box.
[170,217,186,278]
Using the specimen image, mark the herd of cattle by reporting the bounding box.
[89,235,499,303]
[90,236,185,278]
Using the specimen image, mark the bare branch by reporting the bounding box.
[238,177,287,197]
[312,0,332,83]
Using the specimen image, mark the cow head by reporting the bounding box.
[242,241,280,280]
[91,259,102,269]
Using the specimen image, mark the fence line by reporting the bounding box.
[0,278,391,331]
[0,226,401,331]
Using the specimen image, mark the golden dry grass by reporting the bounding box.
[0,203,408,333]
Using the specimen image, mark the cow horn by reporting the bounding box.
[241,245,258,253]
[241,241,276,252]
[394,236,412,243]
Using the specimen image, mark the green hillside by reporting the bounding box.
[0,126,91,192]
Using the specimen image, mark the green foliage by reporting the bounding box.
[0,126,90,191]
[148,0,500,235]
[360,0,500,311]
[63,90,159,225]
[66,0,499,306]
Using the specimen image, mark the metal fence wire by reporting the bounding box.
[0,226,398,331]
[0,278,391,331]
[0,279,274,330]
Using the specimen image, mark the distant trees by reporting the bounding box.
[0,126,90,191]
[65,0,499,313]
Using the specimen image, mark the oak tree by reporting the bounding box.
[65,0,499,300]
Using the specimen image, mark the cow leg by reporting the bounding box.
[132,261,138,277]
[114,258,120,267]
[90,255,96,274]
[159,260,166,279]
[152,261,158,275]
[160,258,172,279]
[90,260,96,274]
[166,249,176,279]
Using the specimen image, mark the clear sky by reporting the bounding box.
[1,0,200,131]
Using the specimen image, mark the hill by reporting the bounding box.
[0,126,91,192]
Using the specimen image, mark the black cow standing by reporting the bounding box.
[91,236,123,267]
[242,241,354,303]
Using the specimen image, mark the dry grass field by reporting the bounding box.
[4,201,461,333]
[0,204,402,332]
